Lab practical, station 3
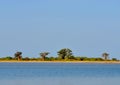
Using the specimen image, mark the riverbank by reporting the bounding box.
[0,60,120,64]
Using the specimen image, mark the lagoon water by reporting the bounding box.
[0,63,120,85]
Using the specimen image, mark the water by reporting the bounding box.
[0,63,120,85]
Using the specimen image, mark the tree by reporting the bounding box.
[23,57,30,61]
[102,52,109,60]
[112,58,117,61]
[3,56,13,60]
[40,52,49,61]
[14,52,22,61]
[57,48,73,59]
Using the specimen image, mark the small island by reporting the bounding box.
[0,48,119,63]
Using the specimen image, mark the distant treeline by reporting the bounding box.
[0,48,118,61]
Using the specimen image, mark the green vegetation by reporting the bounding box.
[57,48,73,60]
[112,58,118,61]
[0,56,13,60]
[0,48,119,61]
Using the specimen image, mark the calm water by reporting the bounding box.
[0,63,120,85]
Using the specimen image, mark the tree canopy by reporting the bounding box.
[102,52,109,60]
[40,52,49,61]
[14,52,22,61]
[57,48,73,59]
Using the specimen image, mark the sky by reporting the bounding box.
[0,0,120,59]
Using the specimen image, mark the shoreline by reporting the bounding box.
[0,61,120,64]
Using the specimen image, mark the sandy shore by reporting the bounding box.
[0,60,120,64]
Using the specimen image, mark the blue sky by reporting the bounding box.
[0,0,120,59]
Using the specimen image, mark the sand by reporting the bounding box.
[0,60,120,64]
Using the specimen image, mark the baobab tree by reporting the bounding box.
[102,52,109,60]
[57,48,73,59]
[14,52,22,61]
[40,52,49,61]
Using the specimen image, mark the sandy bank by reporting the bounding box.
[0,61,120,64]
